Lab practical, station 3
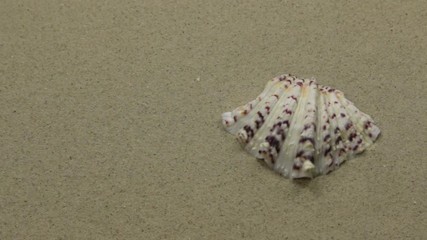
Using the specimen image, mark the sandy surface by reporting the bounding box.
[1,1,426,239]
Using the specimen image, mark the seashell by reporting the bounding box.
[222,73,380,179]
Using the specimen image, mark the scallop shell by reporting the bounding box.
[222,74,380,179]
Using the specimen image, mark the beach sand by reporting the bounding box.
[1,1,426,239]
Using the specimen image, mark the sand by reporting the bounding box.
[1,1,426,239]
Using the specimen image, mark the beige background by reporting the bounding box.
[1,1,426,239]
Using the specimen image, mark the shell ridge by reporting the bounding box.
[246,76,300,166]
[338,94,381,142]
[289,79,318,178]
[237,85,287,146]
[314,85,330,174]
[335,93,372,154]
[269,79,308,176]
[222,78,282,134]
[278,78,312,178]
[330,92,349,166]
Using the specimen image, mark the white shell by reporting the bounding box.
[222,74,381,179]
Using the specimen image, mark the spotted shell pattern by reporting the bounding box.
[222,74,381,179]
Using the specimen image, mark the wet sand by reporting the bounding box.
[1,1,426,239]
